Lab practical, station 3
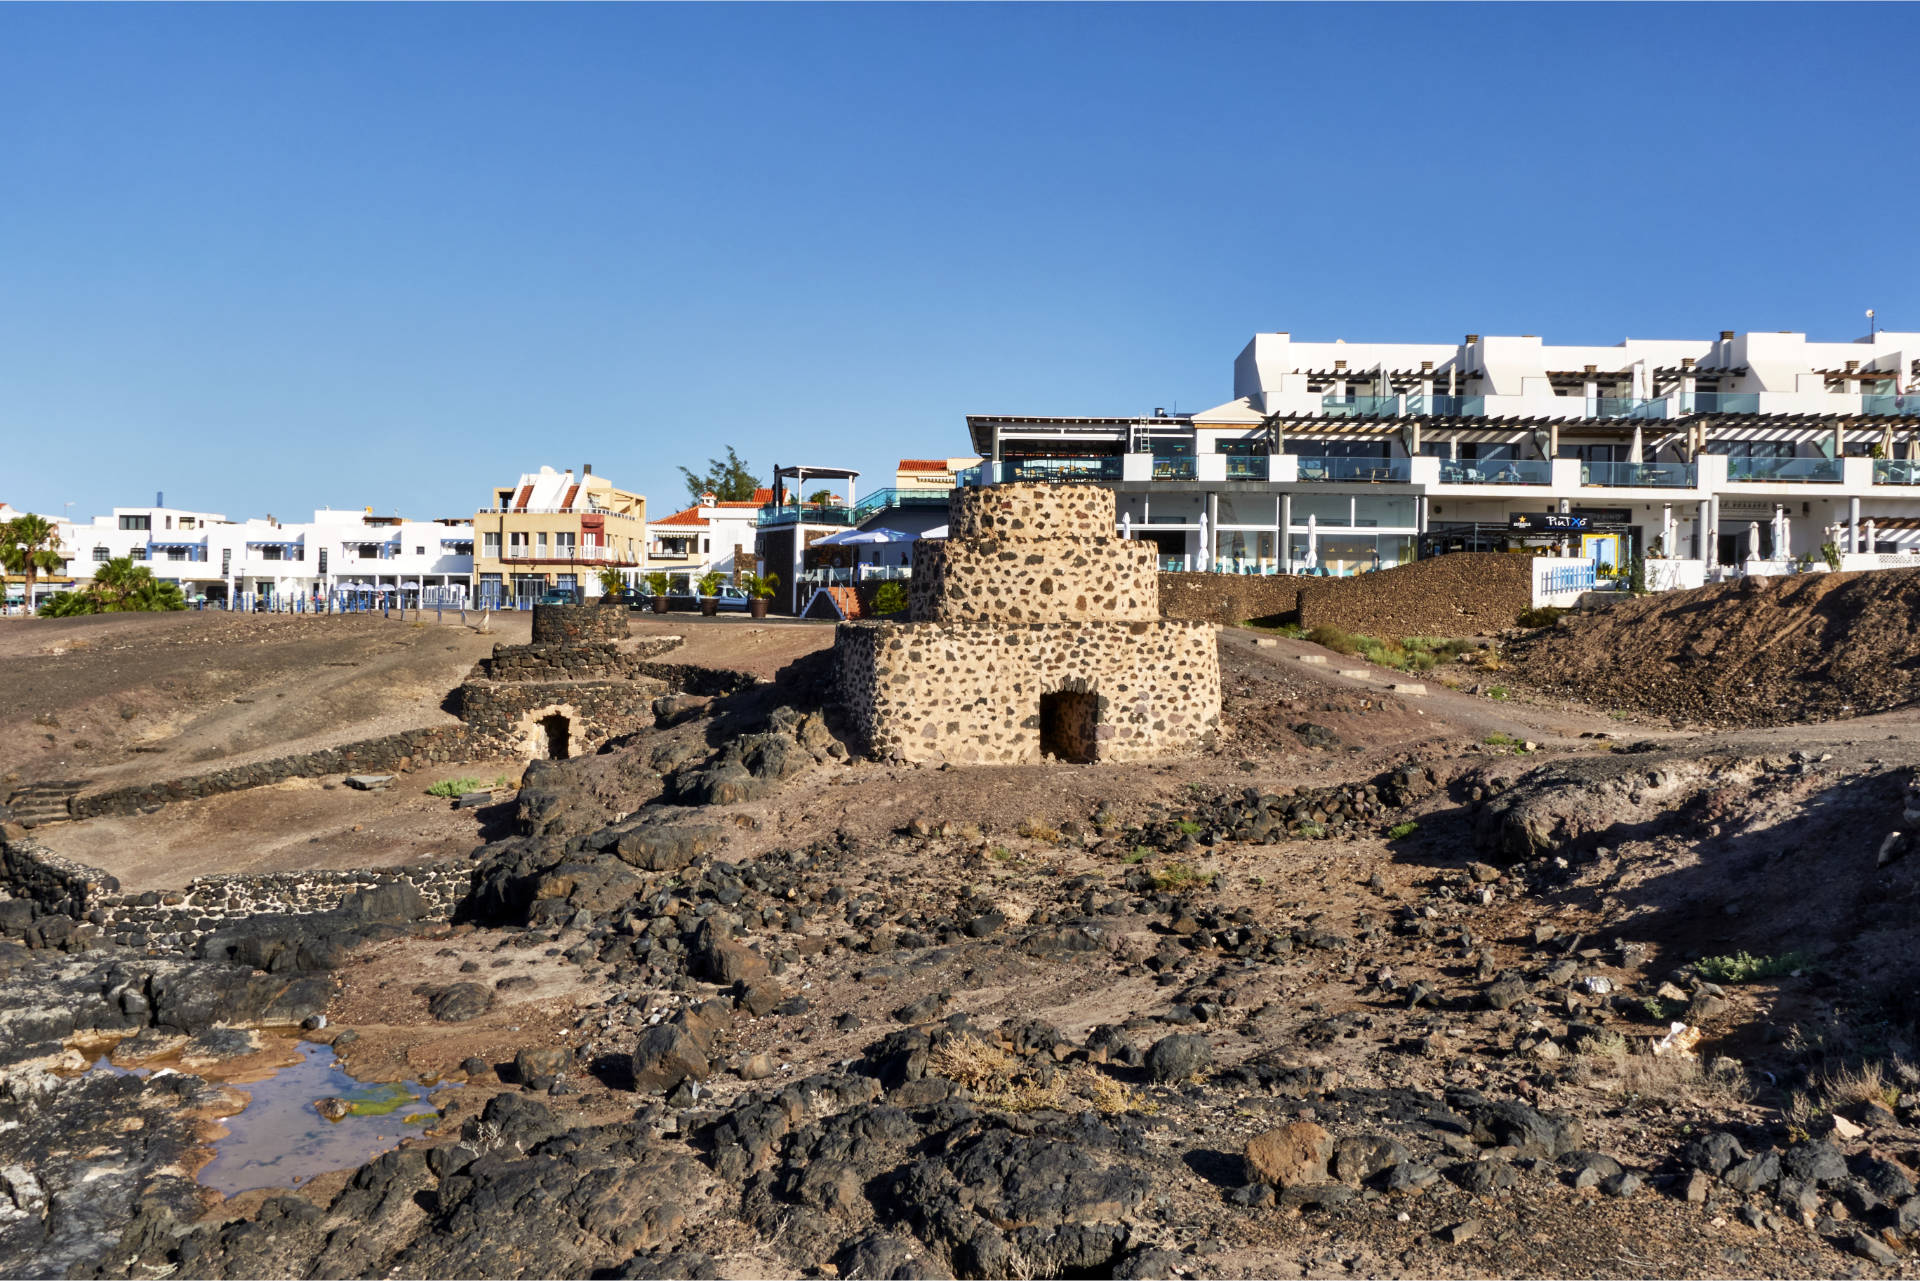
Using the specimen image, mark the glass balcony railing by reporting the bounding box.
[1152,456,1196,480]
[1725,456,1841,483]
[1862,394,1920,416]
[1293,456,1411,483]
[850,487,954,520]
[1874,459,1920,485]
[1582,461,1696,488]
[1224,455,1269,480]
[1438,458,1550,485]
[1321,395,1400,417]
[1003,457,1122,483]
[1405,394,1483,416]
[1684,392,1761,414]
[755,503,858,527]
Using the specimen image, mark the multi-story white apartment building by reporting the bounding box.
[966,328,1920,586]
[55,501,474,607]
[646,488,773,588]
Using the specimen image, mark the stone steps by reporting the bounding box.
[5,780,89,828]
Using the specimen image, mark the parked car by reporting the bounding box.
[536,589,578,606]
[666,583,751,612]
[600,588,645,609]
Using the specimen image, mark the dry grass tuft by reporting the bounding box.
[927,1038,1151,1116]
[1817,1060,1904,1110]
[926,1035,1017,1092]
[1571,1034,1750,1108]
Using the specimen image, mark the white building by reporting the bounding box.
[54,502,474,608]
[645,488,774,588]
[966,327,1920,588]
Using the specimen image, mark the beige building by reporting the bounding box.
[472,465,646,604]
[894,457,981,490]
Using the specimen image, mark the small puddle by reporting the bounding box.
[189,1041,450,1196]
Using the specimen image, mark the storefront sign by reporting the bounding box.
[1508,512,1589,532]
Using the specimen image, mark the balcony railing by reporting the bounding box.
[1224,456,1270,480]
[1294,457,1411,483]
[1582,461,1697,488]
[1862,394,1920,416]
[1321,395,1399,418]
[755,503,858,528]
[1003,457,1122,483]
[1405,394,1484,416]
[1684,392,1761,414]
[850,486,955,519]
[498,545,631,562]
[1725,456,1841,483]
[1152,456,1196,480]
[1438,459,1550,485]
[1874,459,1920,485]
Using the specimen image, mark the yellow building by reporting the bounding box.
[472,465,646,604]
[894,457,982,490]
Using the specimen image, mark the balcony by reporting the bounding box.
[850,486,955,519]
[1862,394,1920,416]
[1438,459,1550,486]
[755,504,858,528]
[1582,461,1697,488]
[1294,457,1411,483]
[1152,456,1196,480]
[1684,392,1761,414]
[1405,394,1484,416]
[1725,456,1841,483]
[1321,395,1399,418]
[499,545,633,563]
[1003,457,1122,483]
[1874,459,1920,485]
[1223,456,1269,480]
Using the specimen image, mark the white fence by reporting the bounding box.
[1530,559,1597,606]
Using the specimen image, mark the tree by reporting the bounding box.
[0,513,64,607]
[807,489,838,507]
[51,556,188,614]
[677,446,761,504]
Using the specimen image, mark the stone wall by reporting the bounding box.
[944,484,1116,543]
[1,834,469,950]
[1295,553,1532,636]
[1157,572,1307,625]
[458,677,663,759]
[530,602,630,644]
[478,635,683,681]
[72,725,477,821]
[835,619,1221,765]
[910,538,1157,624]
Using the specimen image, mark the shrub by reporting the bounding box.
[427,774,509,798]
[1017,819,1061,843]
[1305,624,1359,655]
[1151,861,1214,892]
[741,570,781,600]
[643,572,671,596]
[1694,950,1810,984]
[1515,606,1566,629]
[696,571,725,597]
[871,580,909,616]
[1174,819,1204,837]
[1386,821,1419,840]
[1486,686,1510,700]
[1821,541,1843,572]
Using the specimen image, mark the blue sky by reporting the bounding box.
[3,3,1914,522]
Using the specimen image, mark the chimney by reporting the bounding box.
[1720,330,1735,341]
[583,463,592,475]
[1464,334,1479,345]
[1333,359,1346,371]
[156,490,164,507]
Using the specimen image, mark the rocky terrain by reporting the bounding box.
[1509,566,1920,728]
[6,613,1920,1279]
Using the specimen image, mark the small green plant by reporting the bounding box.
[696,570,725,598]
[1305,624,1360,655]
[1123,846,1150,864]
[1820,541,1842,572]
[741,570,781,600]
[427,774,509,798]
[1486,686,1510,701]
[1386,820,1419,840]
[989,846,1017,863]
[1296,821,1327,839]
[1694,950,1810,984]
[1151,861,1214,892]
[644,572,671,596]
[1627,555,1648,595]
[1516,605,1566,629]
[1174,819,1204,837]
[871,580,909,616]
[595,565,627,596]
[1482,732,1528,750]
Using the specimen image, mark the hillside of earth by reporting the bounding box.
[5,615,1920,1278]
[1508,566,1920,728]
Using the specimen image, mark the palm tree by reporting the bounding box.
[0,514,64,610]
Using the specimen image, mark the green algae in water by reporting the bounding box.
[401,1112,440,1126]
[344,1082,420,1118]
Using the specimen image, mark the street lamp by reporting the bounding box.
[1868,308,1878,340]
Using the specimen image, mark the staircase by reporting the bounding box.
[802,586,863,620]
[5,780,88,829]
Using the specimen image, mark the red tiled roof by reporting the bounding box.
[713,487,777,509]
[898,459,949,472]
[653,508,709,527]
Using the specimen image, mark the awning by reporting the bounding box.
[149,540,205,549]
[245,539,303,547]
[815,527,913,546]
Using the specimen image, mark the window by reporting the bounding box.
[221,549,232,575]
[415,546,424,555]
[260,545,283,561]
[119,515,150,531]
[483,532,502,558]
[318,549,328,574]
[167,548,187,562]
[702,538,710,554]
[508,532,529,558]
[537,531,549,554]
[555,531,577,554]
[180,518,195,530]
[92,546,110,563]
[356,543,383,559]
[129,545,147,560]
[1706,441,1795,460]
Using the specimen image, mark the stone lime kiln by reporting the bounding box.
[834,482,1221,764]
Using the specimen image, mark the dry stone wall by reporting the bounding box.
[837,482,1221,765]
[530,602,630,644]
[1,834,469,950]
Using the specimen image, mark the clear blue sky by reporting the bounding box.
[3,4,1914,523]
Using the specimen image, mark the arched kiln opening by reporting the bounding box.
[539,712,572,761]
[1038,689,1098,763]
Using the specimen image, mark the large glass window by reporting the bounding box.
[1290,495,1353,526]
[119,515,150,531]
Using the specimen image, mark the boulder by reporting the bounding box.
[1143,1033,1212,1084]
[1244,1122,1332,1188]
[631,1024,709,1093]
